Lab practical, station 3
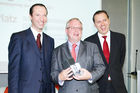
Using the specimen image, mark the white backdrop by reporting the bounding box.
[0,0,101,73]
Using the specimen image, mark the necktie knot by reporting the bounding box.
[102,36,107,40]
[37,33,41,38]
[72,44,77,48]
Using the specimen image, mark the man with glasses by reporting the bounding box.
[51,18,105,93]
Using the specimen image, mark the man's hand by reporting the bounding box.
[58,67,73,81]
[73,68,92,80]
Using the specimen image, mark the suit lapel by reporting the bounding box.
[76,41,85,64]
[42,33,47,52]
[94,33,108,65]
[26,28,41,56]
[94,33,103,54]
[109,31,115,65]
[42,33,51,58]
[62,42,72,60]
[62,41,86,63]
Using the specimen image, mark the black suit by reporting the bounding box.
[84,31,127,93]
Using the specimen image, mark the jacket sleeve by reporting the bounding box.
[51,50,60,85]
[8,34,21,93]
[120,34,126,68]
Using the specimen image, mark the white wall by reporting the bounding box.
[0,0,101,73]
[0,0,102,88]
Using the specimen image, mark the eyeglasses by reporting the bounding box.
[67,27,82,30]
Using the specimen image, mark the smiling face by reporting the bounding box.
[30,5,47,32]
[94,12,110,35]
[65,19,82,44]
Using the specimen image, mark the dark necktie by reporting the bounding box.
[102,36,110,64]
[71,44,77,62]
[37,33,41,50]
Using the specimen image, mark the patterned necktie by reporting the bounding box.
[102,36,110,64]
[36,33,41,50]
[71,44,77,62]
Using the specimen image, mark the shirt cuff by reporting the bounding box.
[58,77,64,86]
[88,75,93,83]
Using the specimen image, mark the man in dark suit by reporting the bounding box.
[51,18,105,93]
[8,3,55,93]
[84,10,127,93]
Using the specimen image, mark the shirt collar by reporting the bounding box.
[31,27,43,38]
[68,41,80,48]
[98,30,110,38]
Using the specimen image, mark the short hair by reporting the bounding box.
[29,3,48,16]
[92,10,109,23]
[65,18,83,29]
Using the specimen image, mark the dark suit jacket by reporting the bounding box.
[51,41,105,93]
[8,28,55,93]
[84,31,127,93]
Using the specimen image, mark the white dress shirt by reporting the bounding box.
[98,31,111,51]
[98,31,111,80]
[31,27,43,44]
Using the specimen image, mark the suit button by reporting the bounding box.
[39,80,41,83]
[76,89,78,92]
[42,80,44,83]
[40,58,42,61]
[38,80,44,84]
[40,68,42,71]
